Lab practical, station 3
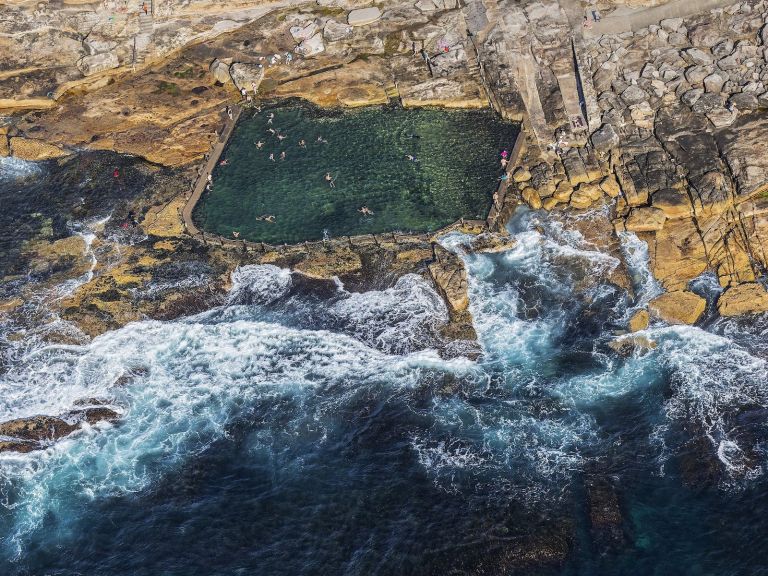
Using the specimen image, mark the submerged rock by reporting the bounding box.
[0,408,121,454]
[0,440,39,454]
[586,477,625,551]
[0,415,78,442]
[608,334,657,356]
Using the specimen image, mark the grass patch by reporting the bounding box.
[154,81,181,96]
[384,33,402,56]
[172,66,195,79]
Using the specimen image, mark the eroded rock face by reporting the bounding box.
[717,282,768,315]
[429,246,469,314]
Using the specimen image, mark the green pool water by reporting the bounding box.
[193,102,518,244]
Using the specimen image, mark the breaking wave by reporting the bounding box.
[2,206,768,573]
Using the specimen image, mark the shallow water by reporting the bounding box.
[193,103,518,243]
[2,193,768,573]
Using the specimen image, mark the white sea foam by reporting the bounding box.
[228,264,293,305]
[618,231,662,308]
[0,316,475,551]
[328,274,448,355]
[0,157,42,181]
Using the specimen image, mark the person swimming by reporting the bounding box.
[267,112,275,124]
[219,159,229,166]
[280,151,286,161]
[357,206,374,215]
[255,140,264,149]
[405,154,418,162]
[277,133,287,141]
[257,214,276,223]
[325,172,335,187]
[299,139,306,148]
[232,231,240,238]
[269,153,275,161]
[267,128,276,134]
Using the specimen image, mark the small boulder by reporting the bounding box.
[681,88,704,106]
[706,107,737,128]
[512,167,532,183]
[660,18,683,33]
[297,32,325,57]
[685,65,711,86]
[415,0,438,11]
[703,72,726,93]
[728,92,759,110]
[290,21,319,42]
[591,123,619,153]
[684,48,713,66]
[229,63,264,93]
[429,247,469,314]
[692,92,724,114]
[599,175,621,198]
[0,415,78,442]
[323,19,353,42]
[608,334,657,355]
[712,39,735,59]
[620,85,649,105]
[348,7,382,26]
[649,291,706,324]
[209,59,232,84]
[522,187,542,210]
[569,183,602,210]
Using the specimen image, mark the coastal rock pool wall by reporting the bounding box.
[192,103,518,244]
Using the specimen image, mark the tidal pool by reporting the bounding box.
[193,102,518,244]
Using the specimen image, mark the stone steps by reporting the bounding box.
[384,85,400,101]
[134,10,154,64]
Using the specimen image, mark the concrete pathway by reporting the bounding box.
[583,0,740,36]
[181,104,242,237]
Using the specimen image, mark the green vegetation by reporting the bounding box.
[154,81,181,96]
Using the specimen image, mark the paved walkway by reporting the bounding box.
[181,104,242,237]
[583,0,739,36]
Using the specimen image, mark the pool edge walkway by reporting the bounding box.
[182,104,242,237]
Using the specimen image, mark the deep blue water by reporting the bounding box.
[2,159,768,575]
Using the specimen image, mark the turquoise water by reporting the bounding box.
[193,103,518,243]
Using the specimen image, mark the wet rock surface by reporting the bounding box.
[0,406,120,453]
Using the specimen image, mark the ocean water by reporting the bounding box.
[193,103,518,243]
[2,169,768,573]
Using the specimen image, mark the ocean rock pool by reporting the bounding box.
[193,102,518,244]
